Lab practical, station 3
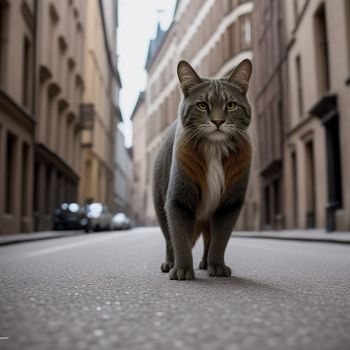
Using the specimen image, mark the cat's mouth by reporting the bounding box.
[207,130,228,141]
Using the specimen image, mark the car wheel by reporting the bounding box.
[84,221,93,233]
[54,223,64,231]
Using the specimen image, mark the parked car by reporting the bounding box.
[111,213,132,230]
[53,203,91,232]
[86,202,112,231]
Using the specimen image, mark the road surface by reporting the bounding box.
[1,227,350,350]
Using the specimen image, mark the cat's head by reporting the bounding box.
[177,59,252,145]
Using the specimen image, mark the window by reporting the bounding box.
[273,178,281,219]
[34,162,39,213]
[264,185,271,227]
[325,114,343,210]
[291,150,298,227]
[21,143,30,217]
[295,55,304,117]
[46,91,54,145]
[5,133,17,214]
[46,167,51,214]
[305,140,316,228]
[314,4,330,95]
[22,37,31,108]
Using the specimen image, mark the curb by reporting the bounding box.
[1,230,349,246]
[232,234,350,245]
[0,232,85,246]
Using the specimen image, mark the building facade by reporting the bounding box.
[114,127,133,215]
[130,92,147,225]
[134,0,258,227]
[34,0,85,231]
[79,0,122,212]
[133,0,350,232]
[0,0,36,234]
[0,0,122,234]
[283,0,350,231]
[252,0,288,229]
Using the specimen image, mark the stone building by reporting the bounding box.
[0,0,86,233]
[252,0,288,229]
[134,0,258,227]
[34,0,85,231]
[0,0,122,234]
[283,0,350,231]
[0,0,36,234]
[133,0,350,232]
[78,0,122,212]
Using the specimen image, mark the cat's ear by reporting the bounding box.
[227,59,252,95]
[177,60,202,95]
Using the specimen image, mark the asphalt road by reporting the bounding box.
[1,228,350,350]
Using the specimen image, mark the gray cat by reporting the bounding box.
[153,59,252,280]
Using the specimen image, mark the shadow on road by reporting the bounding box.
[185,273,280,292]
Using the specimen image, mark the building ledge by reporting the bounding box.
[286,114,314,137]
[58,98,69,112]
[58,35,68,52]
[260,159,282,178]
[48,81,61,97]
[0,89,35,126]
[34,143,80,181]
[68,57,76,70]
[39,64,52,83]
[309,93,337,125]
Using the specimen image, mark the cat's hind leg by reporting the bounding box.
[159,216,174,273]
[154,195,174,273]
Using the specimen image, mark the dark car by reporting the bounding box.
[53,203,91,232]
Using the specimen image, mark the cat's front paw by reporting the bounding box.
[169,266,195,280]
[208,264,231,277]
[160,261,174,273]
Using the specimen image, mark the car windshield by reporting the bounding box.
[115,213,126,220]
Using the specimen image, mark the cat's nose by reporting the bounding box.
[212,120,225,128]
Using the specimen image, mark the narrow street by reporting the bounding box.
[1,228,350,350]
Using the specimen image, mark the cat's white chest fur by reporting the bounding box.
[197,142,229,220]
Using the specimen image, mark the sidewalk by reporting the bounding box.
[1,228,350,246]
[0,230,84,246]
[233,229,350,244]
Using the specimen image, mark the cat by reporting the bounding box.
[153,59,252,280]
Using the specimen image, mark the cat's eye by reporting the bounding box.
[197,102,209,111]
[226,102,237,111]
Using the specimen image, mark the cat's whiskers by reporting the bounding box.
[224,124,250,150]
[182,126,202,146]
[235,127,250,144]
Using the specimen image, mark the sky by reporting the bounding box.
[117,0,177,147]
